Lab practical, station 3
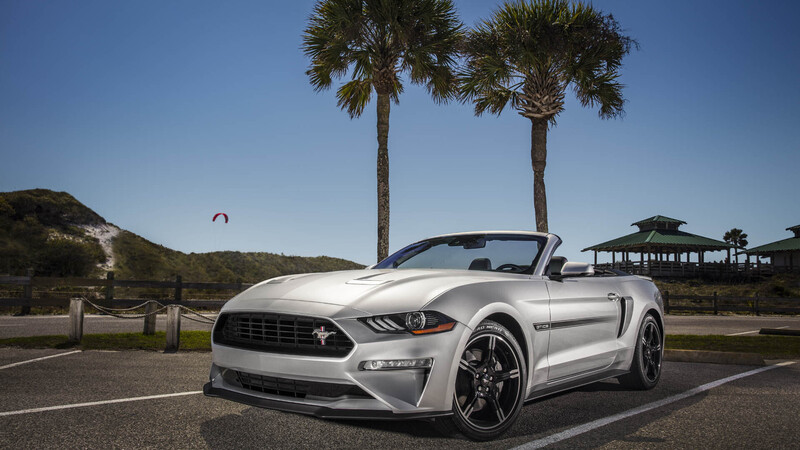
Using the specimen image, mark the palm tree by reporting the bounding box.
[460,0,635,232]
[303,0,463,262]
[723,228,748,265]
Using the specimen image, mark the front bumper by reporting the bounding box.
[202,381,449,420]
[206,317,471,418]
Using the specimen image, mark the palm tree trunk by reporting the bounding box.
[531,118,549,233]
[376,93,390,262]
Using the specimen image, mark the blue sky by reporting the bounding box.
[2,0,798,266]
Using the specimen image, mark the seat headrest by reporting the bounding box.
[548,256,568,275]
[468,258,492,271]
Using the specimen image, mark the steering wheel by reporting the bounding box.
[495,263,523,272]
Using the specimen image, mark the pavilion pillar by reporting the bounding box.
[594,251,597,265]
[612,252,616,264]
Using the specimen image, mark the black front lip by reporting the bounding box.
[203,383,451,420]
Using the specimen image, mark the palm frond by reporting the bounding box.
[336,79,373,118]
[303,0,464,114]
[460,0,635,122]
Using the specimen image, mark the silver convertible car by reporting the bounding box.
[204,231,664,440]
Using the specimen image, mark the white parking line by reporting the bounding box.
[0,350,83,370]
[726,329,760,336]
[726,325,790,336]
[0,391,203,417]
[512,361,796,450]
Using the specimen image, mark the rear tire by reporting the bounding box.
[434,320,527,441]
[618,313,662,390]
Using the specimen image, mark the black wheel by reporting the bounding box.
[618,314,663,390]
[435,320,527,441]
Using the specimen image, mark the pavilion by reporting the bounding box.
[744,225,800,272]
[582,215,736,277]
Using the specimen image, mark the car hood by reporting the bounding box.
[222,269,520,318]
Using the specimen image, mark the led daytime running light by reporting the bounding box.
[361,358,433,370]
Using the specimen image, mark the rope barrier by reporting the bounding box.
[79,298,168,319]
[75,297,217,324]
[177,305,217,324]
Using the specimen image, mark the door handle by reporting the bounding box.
[607,293,621,302]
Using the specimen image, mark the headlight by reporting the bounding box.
[359,311,456,335]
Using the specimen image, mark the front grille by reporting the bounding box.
[233,371,368,399]
[213,313,354,357]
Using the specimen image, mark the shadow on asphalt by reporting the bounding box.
[198,372,714,448]
[198,407,449,449]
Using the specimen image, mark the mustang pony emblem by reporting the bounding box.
[312,326,337,345]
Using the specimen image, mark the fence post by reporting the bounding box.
[69,298,84,343]
[143,301,157,335]
[754,292,760,316]
[713,291,718,315]
[21,268,34,315]
[165,304,181,353]
[106,271,115,302]
[174,275,182,304]
[663,290,670,314]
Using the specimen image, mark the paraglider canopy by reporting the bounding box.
[212,213,228,223]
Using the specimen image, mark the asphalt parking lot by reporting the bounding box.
[1,349,797,449]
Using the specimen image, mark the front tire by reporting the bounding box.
[435,320,527,441]
[618,313,663,390]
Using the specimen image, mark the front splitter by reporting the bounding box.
[203,383,452,421]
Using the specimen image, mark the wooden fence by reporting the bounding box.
[594,261,785,278]
[663,291,800,315]
[0,271,254,310]
[3,273,800,316]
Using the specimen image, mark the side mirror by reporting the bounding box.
[558,262,595,278]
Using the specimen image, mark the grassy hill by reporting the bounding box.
[0,189,107,277]
[0,189,363,281]
[112,230,363,282]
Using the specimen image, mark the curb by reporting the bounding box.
[759,328,800,336]
[664,349,766,366]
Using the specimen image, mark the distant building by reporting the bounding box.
[745,225,800,272]
[583,215,735,277]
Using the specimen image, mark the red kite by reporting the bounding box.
[212,213,228,223]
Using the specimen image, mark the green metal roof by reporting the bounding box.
[745,237,800,254]
[631,215,686,227]
[787,225,800,232]
[583,229,734,252]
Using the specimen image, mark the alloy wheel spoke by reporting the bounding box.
[653,344,662,353]
[495,368,519,382]
[485,335,496,365]
[489,397,506,423]
[461,394,479,418]
[459,359,478,376]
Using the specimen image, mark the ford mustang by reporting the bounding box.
[204,231,664,440]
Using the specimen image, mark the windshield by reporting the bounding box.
[374,234,546,274]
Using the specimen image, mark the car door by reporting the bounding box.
[544,276,622,381]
